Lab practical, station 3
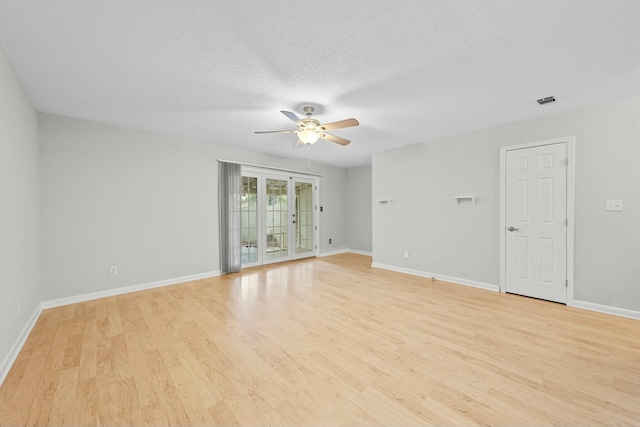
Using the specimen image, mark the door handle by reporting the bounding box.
[507,226,519,232]
[292,220,296,224]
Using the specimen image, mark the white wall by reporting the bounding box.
[373,95,640,312]
[347,165,372,253]
[319,165,348,252]
[0,48,41,369]
[39,113,349,301]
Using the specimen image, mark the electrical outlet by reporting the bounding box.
[329,238,332,244]
[404,251,409,258]
[110,266,118,275]
[605,200,623,211]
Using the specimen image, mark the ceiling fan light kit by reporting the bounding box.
[298,129,320,144]
[256,106,359,147]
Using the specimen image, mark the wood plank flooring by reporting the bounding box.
[1,253,639,426]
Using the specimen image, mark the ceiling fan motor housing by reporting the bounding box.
[301,118,321,131]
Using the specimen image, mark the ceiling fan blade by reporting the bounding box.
[254,130,297,134]
[293,139,305,148]
[320,133,351,146]
[281,110,304,126]
[320,118,359,131]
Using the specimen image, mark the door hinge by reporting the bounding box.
[315,225,317,230]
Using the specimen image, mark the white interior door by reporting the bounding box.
[505,142,568,303]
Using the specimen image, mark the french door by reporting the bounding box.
[241,169,318,267]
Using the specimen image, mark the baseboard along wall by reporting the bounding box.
[41,270,221,309]
[573,300,640,321]
[371,262,500,292]
[0,304,42,387]
[319,248,372,257]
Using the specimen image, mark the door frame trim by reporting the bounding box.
[499,136,576,306]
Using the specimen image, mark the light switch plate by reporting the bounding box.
[605,200,623,211]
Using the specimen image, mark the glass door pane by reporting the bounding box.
[265,178,289,261]
[294,181,314,256]
[241,175,259,265]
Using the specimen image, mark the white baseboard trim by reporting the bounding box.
[319,249,372,257]
[0,303,42,387]
[573,300,640,321]
[318,249,349,257]
[371,263,500,292]
[346,249,373,256]
[42,270,221,309]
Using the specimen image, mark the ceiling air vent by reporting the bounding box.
[537,96,556,105]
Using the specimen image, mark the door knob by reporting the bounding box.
[507,226,519,231]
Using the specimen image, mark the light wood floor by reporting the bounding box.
[1,253,639,426]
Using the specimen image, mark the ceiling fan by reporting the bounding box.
[255,106,359,147]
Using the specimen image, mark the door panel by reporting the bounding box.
[505,143,567,303]
[264,177,289,263]
[516,179,528,221]
[241,175,260,267]
[293,180,315,258]
[516,236,529,280]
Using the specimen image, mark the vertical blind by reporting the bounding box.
[218,161,242,274]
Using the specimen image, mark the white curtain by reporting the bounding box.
[218,161,242,274]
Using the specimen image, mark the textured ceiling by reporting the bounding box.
[1,1,640,167]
